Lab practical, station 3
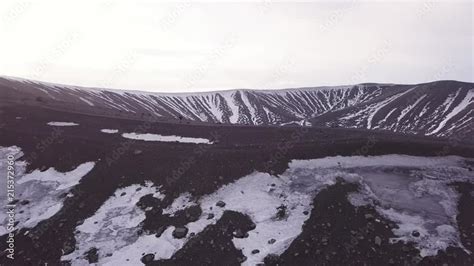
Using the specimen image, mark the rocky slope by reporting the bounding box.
[0,76,472,138]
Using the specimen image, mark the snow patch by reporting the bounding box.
[62,182,163,264]
[79,97,94,106]
[100,129,119,134]
[195,172,314,265]
[14,162,95,229]
[366,86,417,129]
[427,89,473,135]
[122,132,213,144]
[47,122,79,126]
[18,162,95,190]
[300,155,473,257]
[0,147,95,233]
[101,227,179,265]
[54,154,473,264]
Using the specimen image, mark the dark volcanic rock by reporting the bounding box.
[247,222,256,230]
[275,204,287,220]
[137,194,162,210]
[237,255,247,263]
[264,182,423,265]
[9,199,19,205]
[184,205,202,222]
[155,226,167,238]
[62,242,75,256]
[141,253,155,263]
[151,211,254,265]
[233,229,249,239]
[172,227,189,239]
[374,236,382,246]
[85,247,99,263]
[264,254,281,265]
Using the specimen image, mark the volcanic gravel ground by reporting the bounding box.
[0,104,473,265]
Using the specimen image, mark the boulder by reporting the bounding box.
[141,253,155,263]
[374,236,382,246]
[172,227,189,239]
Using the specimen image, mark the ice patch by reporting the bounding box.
[57,154,473,264]
[201,172,314,265]
[101,227,180,265]
[18,162,95,190]
[62,182,163,264]
[15,162,95,229]
[47,122,79,126]
[155,172,315,265]
[0,146,95,233]
[295,155,473,257]
[122,132,213,144]
[380,207,460,257]
[100,129,119,134]
[95,172,315,265]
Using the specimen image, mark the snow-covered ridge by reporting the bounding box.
[315,82,473,138]
[0,76,389,125]
[1,76,472,138]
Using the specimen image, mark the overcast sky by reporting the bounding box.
[0,1,472,92]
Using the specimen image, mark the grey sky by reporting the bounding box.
[0,1,472,92]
